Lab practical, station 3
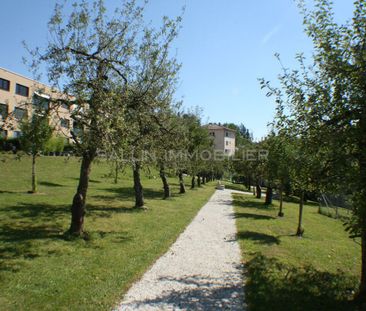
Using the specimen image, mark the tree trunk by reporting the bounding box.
[191,175,196,189]
[247,176,251,191]
[197,174,201,187]
[296,190,304,237]
[355,120,366,304]
[285,181,291,196]
[278,185,284,217]
[253,184,256,196]
[355,230,366,304]
[265,186,273,205]
[133,162,144,208]
[178,171,186,194]
[256,183,262,199]
[69,152,94,235]
[114,161,118,184]
[159,166,170,199]
[69,62,104,235]
[31,153,37,193]
[202,175,206,184]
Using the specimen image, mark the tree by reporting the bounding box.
[182,112,213,189]
[123,90,179,207]
[242,141,267,199]
[153,111,186,199]
[261,0,366,302]
[20,113,53,193]
[116,27,181,206]
[223,122,253,146]
[31,0,182,234]
[264,132,292,216]
[288,136,318,236]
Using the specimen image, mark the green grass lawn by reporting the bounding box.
[0,153,215,310]
[232,192,361,311]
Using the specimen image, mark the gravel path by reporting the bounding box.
[115,189,245,311]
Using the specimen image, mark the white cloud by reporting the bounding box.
[261,25,281,45]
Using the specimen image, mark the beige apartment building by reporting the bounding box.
[0,67,73,140]
[206,124,236,156]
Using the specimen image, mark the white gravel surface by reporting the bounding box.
[115,189,245,311]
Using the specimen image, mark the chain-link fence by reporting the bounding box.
[318,193,352,220]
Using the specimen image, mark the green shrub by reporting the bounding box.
[43,136,66,153]
[0,137,21,151]
[63,143,76,154]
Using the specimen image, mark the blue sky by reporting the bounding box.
[0,0,355,140]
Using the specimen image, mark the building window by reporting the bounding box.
[14,107,26,120]
[33,96,49,111]
[61,102,69,110]
[60,118,70,129]
[0,78,10,91]
[225,131,229,137]
[15,84,29,97]
[73,121,82,135]
[226,141,229,146]
[13,131,22,138]
[210,131,215,137]
[224,149,229,153]
[0,103,8,120]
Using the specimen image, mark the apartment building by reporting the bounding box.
[0,67,73,140]
[206,124,236,156]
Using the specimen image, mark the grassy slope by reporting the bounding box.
[232,193,361,311]
[0,154,215,310]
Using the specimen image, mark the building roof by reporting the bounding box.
[0,67,74,102]
[205,124,236,132]
[0,67,44,86]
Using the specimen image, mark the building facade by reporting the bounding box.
[206,124,236,156]
[0,67,73,140]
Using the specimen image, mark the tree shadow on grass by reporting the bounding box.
[236,231,280,245]
[1,203,69,221]
[38,181,65,187]
[233,212,275,220]
[0,223,63,243]
[3,200,144,223]
[102,186,164,200]
[0,203,69,269]
[245,254,358,311]
[0,190,22,194]
[233,197,275,210]
[69,177,101,183]
[0,214,132,273]
[87,202,145,216]
[0,222,65,272]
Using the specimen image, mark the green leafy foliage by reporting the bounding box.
[43,136,66,153]
[246,255,357,311]
[19,114,53,156]
[233,193,360,311]
[260,0,366,299]
[26,0,184,232]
